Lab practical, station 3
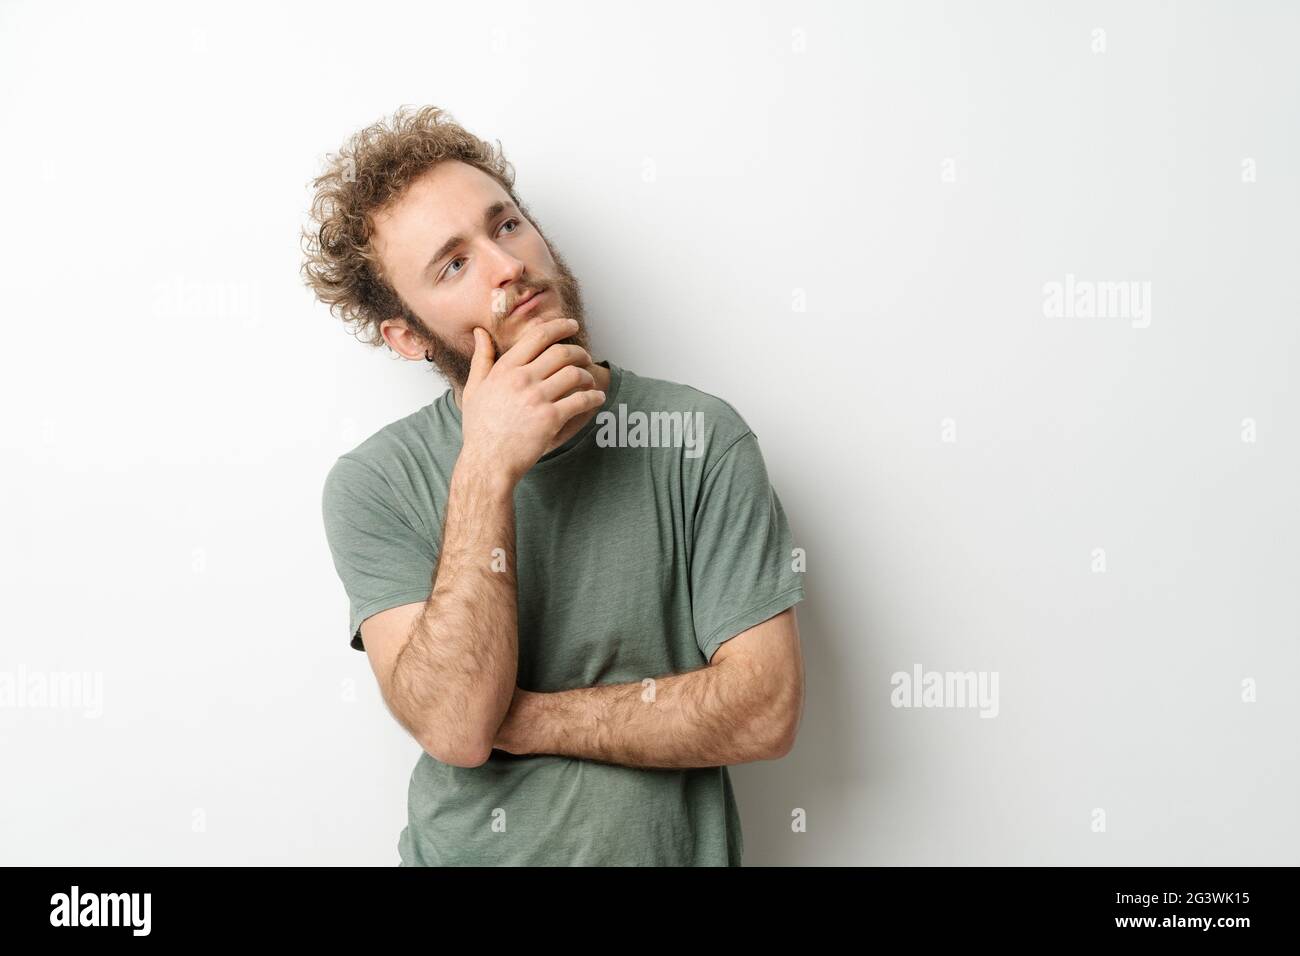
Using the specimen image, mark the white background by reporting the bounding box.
[1,0,1296,865]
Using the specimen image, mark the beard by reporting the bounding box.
[411,241,592,391]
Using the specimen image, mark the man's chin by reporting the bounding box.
[425,309,588,388]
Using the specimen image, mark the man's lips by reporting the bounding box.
[509,289,547,317]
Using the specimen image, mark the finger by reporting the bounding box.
[539,363,596,402]
[551,387,606,425]
[529,343,592,381]
[467,327,495,387]
[497,317,579,368]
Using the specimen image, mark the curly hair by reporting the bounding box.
[300,105,525,348]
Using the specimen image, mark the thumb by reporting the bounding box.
[467,327,495,387]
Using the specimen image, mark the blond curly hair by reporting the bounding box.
[300,105,526,347]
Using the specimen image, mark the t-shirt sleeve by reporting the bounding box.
[689,431,806,662]
[321,455,438,652]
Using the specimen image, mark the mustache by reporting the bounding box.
[491,284,548,321]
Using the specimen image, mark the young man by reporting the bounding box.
[302,106,806,866]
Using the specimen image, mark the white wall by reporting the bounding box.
[1,0,1296,865]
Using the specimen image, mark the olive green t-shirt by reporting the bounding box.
[321,360,805,866]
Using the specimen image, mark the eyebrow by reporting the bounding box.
[423,200,517,278]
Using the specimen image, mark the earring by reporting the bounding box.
[424,350,435,362]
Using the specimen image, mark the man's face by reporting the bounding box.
[371,160,589,388]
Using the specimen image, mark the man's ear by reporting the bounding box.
[380,317,428,361]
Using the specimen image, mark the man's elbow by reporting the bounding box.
[414,714,497,768]
[762,718,797,761]
[759,680,803,760]
[420,732,494,768]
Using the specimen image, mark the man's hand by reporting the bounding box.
[460,317,606,486]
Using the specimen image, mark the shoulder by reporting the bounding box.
[613,365,756,463]
[321,396,455,505]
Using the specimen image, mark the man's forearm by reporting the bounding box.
[389,452,518,765]
[495,660,787,769]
